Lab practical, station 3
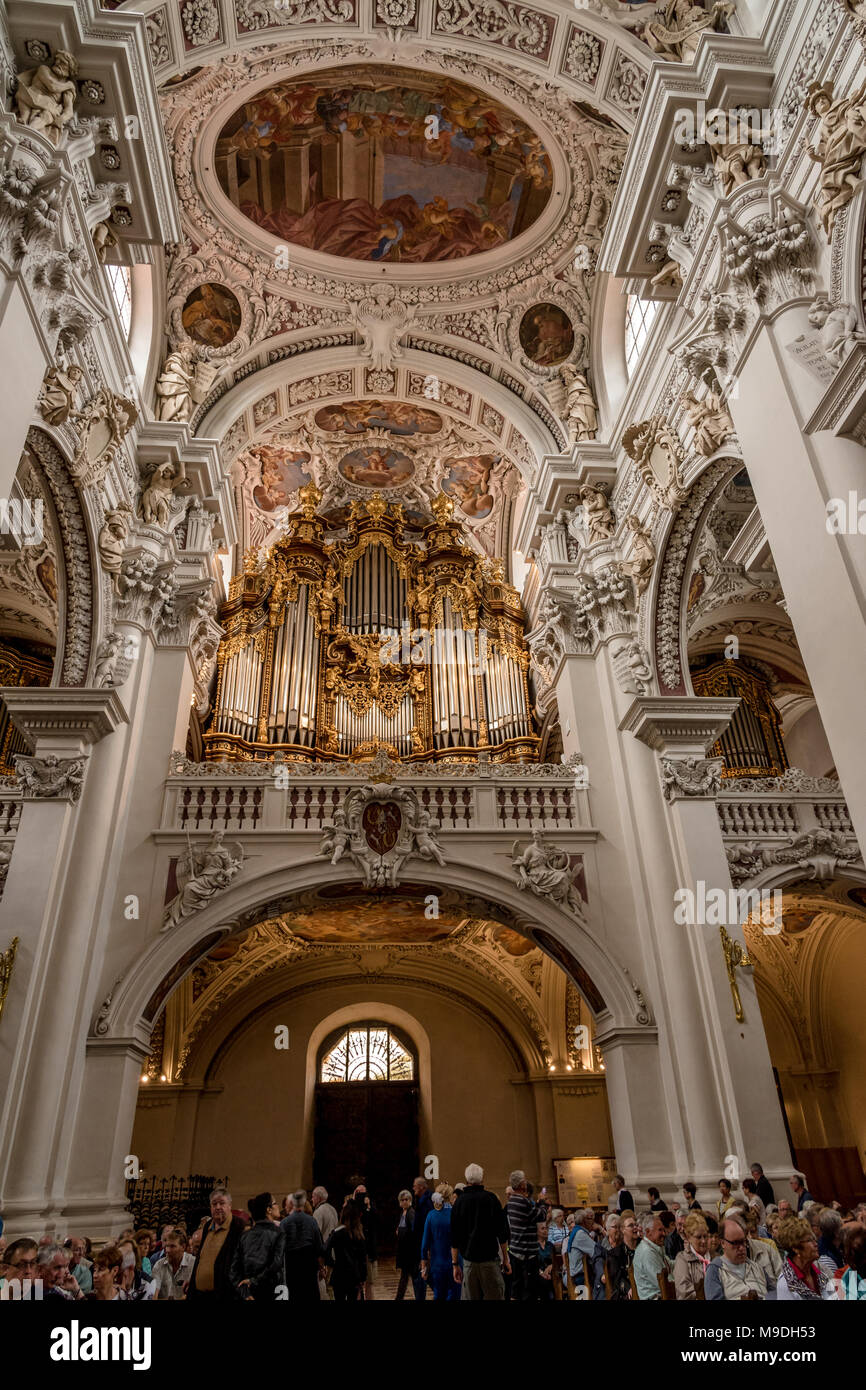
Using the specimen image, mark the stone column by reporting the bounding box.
[622,696,794,1191]
[552,637,794,1194]
[725,304,866,851]
[0,689,128,1233]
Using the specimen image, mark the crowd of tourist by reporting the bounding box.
[1,1162,864,1302]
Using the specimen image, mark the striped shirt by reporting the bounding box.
[506,1193,547,1260]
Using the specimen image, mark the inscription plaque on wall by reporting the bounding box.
[554,1156,616,1208]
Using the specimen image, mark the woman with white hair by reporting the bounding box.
[420,1187,460,1301]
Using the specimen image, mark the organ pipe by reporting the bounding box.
[204,488,538,764]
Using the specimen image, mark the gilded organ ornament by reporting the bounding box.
[204,493,538,765]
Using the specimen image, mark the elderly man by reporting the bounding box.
[280,1190,324,1302]
[633,1211,672,1299]
[506,1170,548,1301]
[790,1173,814,1211]
[705,1212,772,1299]
[450,1163,510,1300]
[311,1186,338,1244]
[566,1207,605,1299]
[37,1243,86,1300]
[187,1187,246,1300]
[63,1236,92,1293]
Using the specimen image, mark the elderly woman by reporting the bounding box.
[394,1189,421,1300]
[674,1212,711,1299]
[816,1208,845,1276]
[602,1213,621,1253]
[775,1217,838,1300]
[420,1188,460,1302]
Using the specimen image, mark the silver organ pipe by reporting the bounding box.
[205,503,539,762]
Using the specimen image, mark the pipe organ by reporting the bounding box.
[204,485,539,764]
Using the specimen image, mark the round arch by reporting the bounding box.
[23,427,101,687]
[99,854,641,1043]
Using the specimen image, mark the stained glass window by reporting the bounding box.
[319,1024,414,1083]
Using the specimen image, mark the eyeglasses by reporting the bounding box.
[722,1237,747,1248]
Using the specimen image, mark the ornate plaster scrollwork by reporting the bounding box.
[612,640,653,696]
[835,0,866,46]
[622,415,688,512]
[805,80,866,242]
[660,754,724,800]
[722,204,815,310]
[512,830,586,922]
[162,831,244,931]
[16,753,87,802]
[771,829,862,881]
[69,388,138,486]
[318,783,447,889]
[348,286,415,370]
[13,51,79,146]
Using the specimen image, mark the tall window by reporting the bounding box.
[319,1024,414,1083]
[105,263,132,339]
[625,293,659,376]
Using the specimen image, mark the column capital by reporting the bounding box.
[621,695,739,756]
[2,687,129,759]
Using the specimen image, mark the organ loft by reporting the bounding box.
[206,486,537,764]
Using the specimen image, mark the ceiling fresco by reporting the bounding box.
[233,392,523,560]
[215,68,553,264]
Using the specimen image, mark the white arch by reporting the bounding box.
[102,854,639,1040]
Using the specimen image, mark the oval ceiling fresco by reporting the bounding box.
[214,66,552,264]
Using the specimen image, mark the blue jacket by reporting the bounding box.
[420,1206,453,1271]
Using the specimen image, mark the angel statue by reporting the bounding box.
[318,806,351,867]
[560,365,598,444]
[410,807,447,868]
[512,830,585,920]
[619,515,656,595]
[162,830,243,931]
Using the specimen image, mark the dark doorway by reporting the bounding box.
[313,1023,420,1255]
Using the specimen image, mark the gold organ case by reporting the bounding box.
[204,487,539,764]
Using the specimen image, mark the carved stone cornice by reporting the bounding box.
[1,686,128,760]
[621,695,740,758]
[804,340,866,444]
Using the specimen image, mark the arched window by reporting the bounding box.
[318,1023,415,1083]
[105,263,132,339]
[625,293,659,376]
